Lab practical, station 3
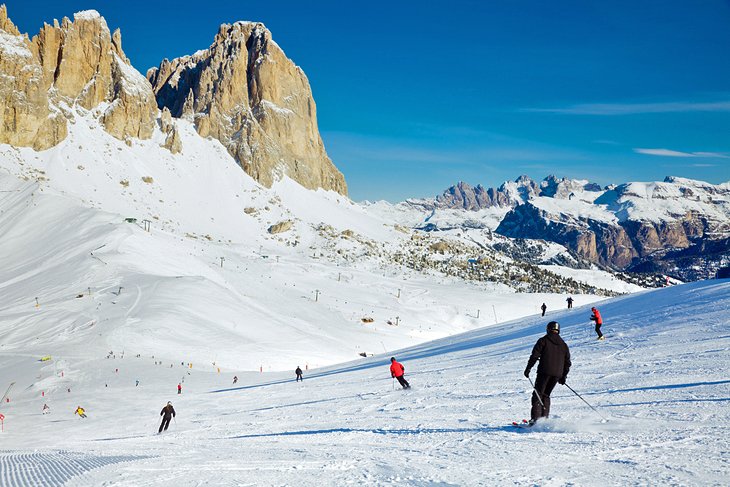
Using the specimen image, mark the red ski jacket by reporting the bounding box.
[590,308,603,325]
[390,361,405,378]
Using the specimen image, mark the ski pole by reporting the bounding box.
[564,383,608,422]
[527,377,545,409]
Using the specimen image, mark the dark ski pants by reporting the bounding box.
[595,324,603,338]
[396,375,410,389]
[531,374,558,421]
[159,416,172,433]
[296,375,303,382]
[541,310,546,316]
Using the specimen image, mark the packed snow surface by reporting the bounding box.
[0,101,725,485]
[0,280,727,485]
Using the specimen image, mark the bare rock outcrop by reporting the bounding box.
[147,22,347,195]
[0,5,66,149]
[268,220,293,234]
[159,107,182,153]
[0,6,156,149]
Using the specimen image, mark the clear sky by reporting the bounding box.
[6,1,730,201]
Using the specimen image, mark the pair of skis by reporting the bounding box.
[511,419,534,429]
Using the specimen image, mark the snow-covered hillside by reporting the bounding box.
[0,279,727,485]
[0,110,634,371]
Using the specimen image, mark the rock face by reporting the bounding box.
[0,6,157,149]
[147,22,347,195]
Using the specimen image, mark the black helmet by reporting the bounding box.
[546,321,560,333]
[390,357,396,362]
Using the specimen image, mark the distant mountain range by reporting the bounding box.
[405,175,730,280]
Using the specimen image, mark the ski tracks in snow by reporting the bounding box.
[0,450,149,487]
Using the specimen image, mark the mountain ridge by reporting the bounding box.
[401,175,730,279]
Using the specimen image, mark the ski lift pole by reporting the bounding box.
[526,377,545,409]
[564,383,608,422]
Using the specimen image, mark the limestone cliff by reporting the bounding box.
[0,6,157,149]
[147,22,347,195]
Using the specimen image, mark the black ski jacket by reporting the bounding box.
[160,405,176,419]
[526,332,571,379]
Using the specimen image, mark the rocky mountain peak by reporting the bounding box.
[0,4,20,35]
[147,20,347,195]
[0,6,157,149]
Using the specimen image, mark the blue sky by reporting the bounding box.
[7,1,730,201]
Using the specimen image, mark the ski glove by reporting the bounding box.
[558,376,566,385]
[523,368,530,378]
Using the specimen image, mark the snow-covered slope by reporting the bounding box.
[1,111,629,373]
[0,279,726,485]
[0,107,645,372]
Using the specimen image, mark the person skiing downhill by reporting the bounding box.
[74,406,87,418]
[177,383,182,394]
[541,303,547,317]
[42,403,50,415]
[390,357,410,389]
[295,366,303,382]
[524,321,571,424]
[590,307,604,340]
[159,401,176,433]
[233,376,238,384]
[566,297,574,309]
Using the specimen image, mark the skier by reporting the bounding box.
[390,357,410,389]
[177,383,182,394]
[590,307,604,340]
[42,403,50,415]
[74,406,87,418]
[135,379,139,387]
[295,366,303,382]
[232,376,238,384]
[566,296,574,309]
[541,303,547,317]
[158,401,176,433]
[523,321,571,424]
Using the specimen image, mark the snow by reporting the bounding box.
[260,99,294,116]
[112,53,153,97]
[532,195,618,225]
[0,98,725,485]
[0,31,32,59]
[0,270,727,484]
[73,10,102,21]
[538,265,645,294]
[0,111,616,372]
[607,180,730,224]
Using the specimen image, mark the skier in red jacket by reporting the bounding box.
[390,357,410,389]
[590,307,604,340]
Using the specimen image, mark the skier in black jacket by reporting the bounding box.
[158,401,176,433]
[524,321,571,424]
